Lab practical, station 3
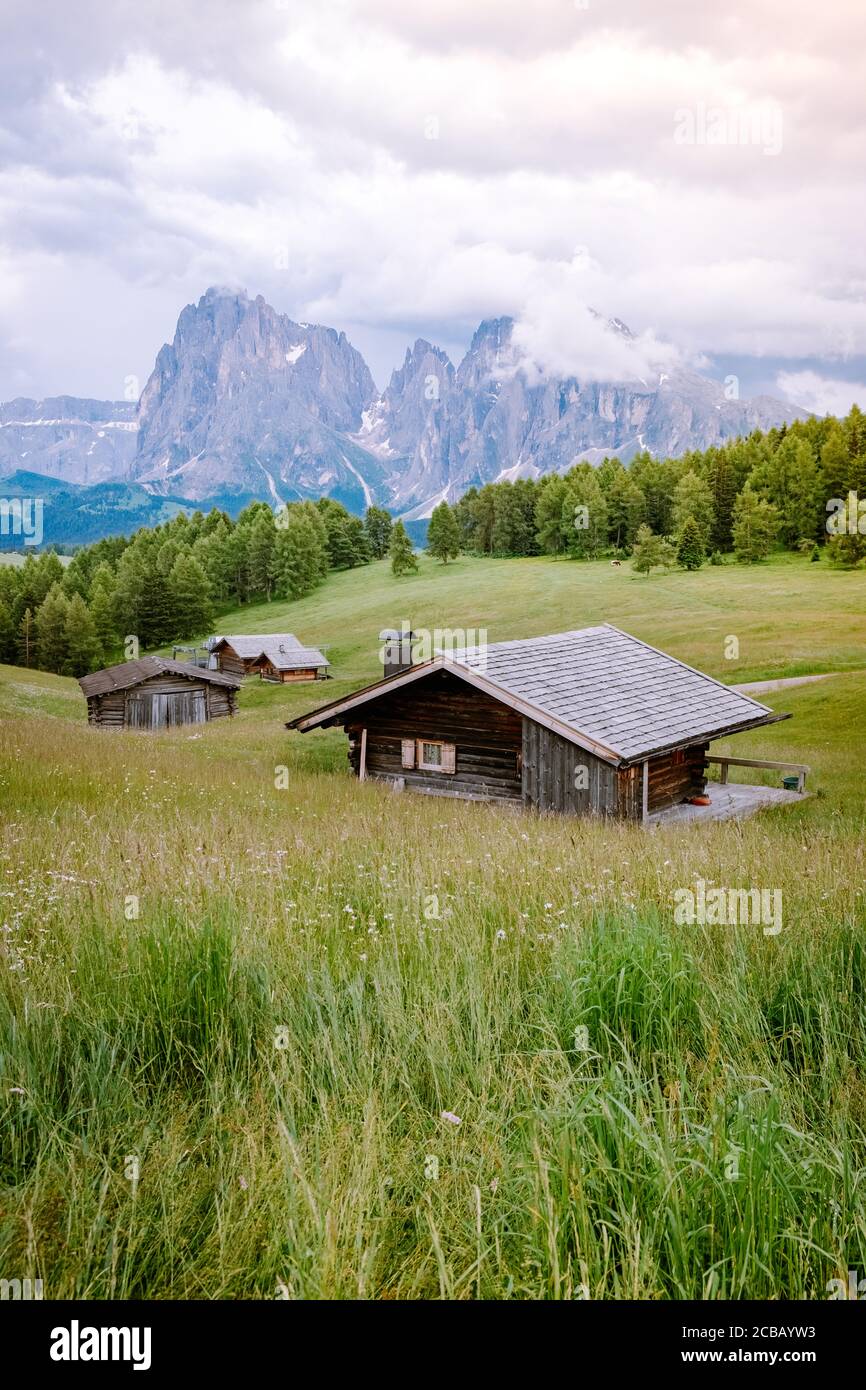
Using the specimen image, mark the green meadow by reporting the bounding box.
[1,553,864,1299]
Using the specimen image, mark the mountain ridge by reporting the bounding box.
[1,288,809,521]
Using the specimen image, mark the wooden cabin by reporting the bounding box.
[287,625,795,822]
[212,634,329,682]
[79,657,241,730]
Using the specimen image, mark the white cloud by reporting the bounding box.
[0,0,865,398]
[776,370,866,417]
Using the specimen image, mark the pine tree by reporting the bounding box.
[136,552,174,647]
[34,583,71,673]
[64,594,102,676]
[470,486,497,555]
[534,476,568,555]
[563,467,608,558]
[732,485,779,563]
[676,515,705,570]
[389,520,419,575]
[826,533,866,567]
[818,422,849,510]
[672,471,715,549]
[490,485,523,555]
[514,480,541,555]
[706,449,738,551]
[248,513,278,600]
[344,515,372,567]
[316,499,360,569]
[274,511,325,600]
[0,598,14,664]
[17,607,34,667]
[364,506,393,559]
[453,487,480,551]
[169,554,214,638]
[606,471,647,550]
[631,524,676,575]
[629,456,677,535]
[427,501,461,563]
[88,562,119,658]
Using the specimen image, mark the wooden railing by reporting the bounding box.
[706,755,809,793]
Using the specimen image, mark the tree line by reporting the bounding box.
[3,406,864,677]
[0,498,394,677]
[425,407,866,569]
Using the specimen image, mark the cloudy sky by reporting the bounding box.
[2,0,865,411]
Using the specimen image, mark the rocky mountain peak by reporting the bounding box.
[0,288,809,521]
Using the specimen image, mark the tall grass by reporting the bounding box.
[1,632,864,1298]
[2,705,864,1298]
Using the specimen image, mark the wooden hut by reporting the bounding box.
[79,657,241,730]
[212,635,329,681]
[287,624,800,822]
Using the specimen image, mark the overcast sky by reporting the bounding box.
[2,0,865,411]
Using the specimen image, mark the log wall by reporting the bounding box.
[257,661,317,683]
[346,669,523,802]
[645,744,708,811]
[215,647,247,677]
[331,670,709,819]
[521,719,629,817]
[89,674,236,729]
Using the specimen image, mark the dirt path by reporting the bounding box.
[731,672,857,695]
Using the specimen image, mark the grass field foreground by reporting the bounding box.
[1,555,865,1299]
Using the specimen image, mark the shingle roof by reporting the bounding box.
[288,624,778,764]
[79,657,242,698]
[215,634,302,659]
[215,634,328,668]
[259,643,329,670]
[452,626,773,760]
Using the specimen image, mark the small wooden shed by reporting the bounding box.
[212,634,329,682]
[79,657,241,730]
[287,624,793,821]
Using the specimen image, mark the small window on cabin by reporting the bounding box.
[421,741,442,766]
[416,739,456,773]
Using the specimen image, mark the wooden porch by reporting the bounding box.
[647,755,810,826]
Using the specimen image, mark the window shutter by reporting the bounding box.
[441,743,456,774]
[401,739,415,769]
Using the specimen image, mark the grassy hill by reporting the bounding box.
[210,549,866,687]
[1,554,865,1299]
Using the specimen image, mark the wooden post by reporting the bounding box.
[641,759,649,822]
[720,760,729,784]
[359,727,368,781]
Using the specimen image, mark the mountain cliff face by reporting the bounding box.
[0,289,808,521]
[357,316,808,517]
[132,288,387,512]
[0,397,138,487]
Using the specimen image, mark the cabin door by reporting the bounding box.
[126,689,207,729]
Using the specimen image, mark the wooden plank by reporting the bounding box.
[706,755,809,773]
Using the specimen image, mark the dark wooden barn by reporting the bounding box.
[79,657,241,730]
[211,634,329,682]
[287,625,801,822]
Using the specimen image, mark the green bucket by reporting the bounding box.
[782,774,800,792]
